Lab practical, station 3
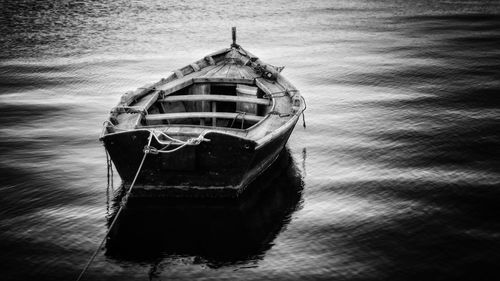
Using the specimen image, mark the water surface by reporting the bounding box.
[1,0,500,280]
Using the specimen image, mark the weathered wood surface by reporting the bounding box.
[134,91,160,109]
[192,77,254,84]
[103,129,257,190]
[155,66,206,95]
[202,63,226,77]
[145,112,263,123]
[139,125,248,137]
[237,66,260,79]
[188,83,210,125]
[226,64,242,79]
[115,112,141,130]
[110,47,300,138]
[160,94,270,105]
[215,64,231,78]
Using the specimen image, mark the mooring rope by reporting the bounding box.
[151,129,209,147]
[76,133,153,281]
[145,130,209,154]
[301,96,307,128]
[230,111,246,128]
[105,148,113,216]
[102,121,209,150]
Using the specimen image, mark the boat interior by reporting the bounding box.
[103,45,304,142]
[143,82,272,130]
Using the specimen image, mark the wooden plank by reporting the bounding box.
[111,106,143,114]
[155,73,177,86]
[226,64,242,79]
[236,66,255,79]
[155,64,220,95]
[157,78,193,95]
[177,54,214,77]
[160,94,271,105]
[255,78,286,95]
[214,64,231,78]
[202,63,226,78]
[133,91,159,109]
[138,124,248,136]
[238,65,260,79]
[119,84,154,106]
[188,84,210,126]
[174,55,213,78]
[255,115,299,149]
[115,113,142,130]
[192,77,254,85]
[212,101,217,127]
[255,77,292,115]
[146,112,263,123]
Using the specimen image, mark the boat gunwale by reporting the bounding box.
[255,97,305,149]
[99,127,257,144]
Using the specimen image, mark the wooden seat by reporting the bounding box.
[145,112,264,123]
[160,94,271,105]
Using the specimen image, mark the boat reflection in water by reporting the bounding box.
[105,149,304,268]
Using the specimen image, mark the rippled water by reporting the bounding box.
[1,1,500,280]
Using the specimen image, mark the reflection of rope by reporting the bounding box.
[76,133,154,281]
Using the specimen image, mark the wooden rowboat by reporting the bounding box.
[100,29,306,198]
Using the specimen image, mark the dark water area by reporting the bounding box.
[1,0,500,280]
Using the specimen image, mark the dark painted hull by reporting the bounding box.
[102,118,299,198]
[105,149,304,263]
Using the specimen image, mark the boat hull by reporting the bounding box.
[105,149,304,263]
[103,119,298,197]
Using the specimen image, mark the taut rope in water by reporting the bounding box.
[75,133,153,281]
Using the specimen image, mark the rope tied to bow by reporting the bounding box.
[144,130,210,154]
[76,133,154,281]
